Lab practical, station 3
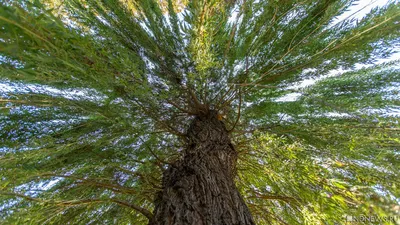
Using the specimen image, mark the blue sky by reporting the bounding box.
[1,0,399,103]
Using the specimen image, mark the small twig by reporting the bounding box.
[228,88,242,133]
[215,85,234,110]
[166,100,197,115]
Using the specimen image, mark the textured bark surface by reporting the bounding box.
[149,111,255,225]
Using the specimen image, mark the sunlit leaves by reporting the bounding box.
[238,133,399,224]
[1,0,400,224]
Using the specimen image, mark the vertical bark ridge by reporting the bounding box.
[150,111,255,225]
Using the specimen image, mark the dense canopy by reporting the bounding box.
[0,0,399,224]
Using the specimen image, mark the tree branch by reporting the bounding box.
[188,88,203,110]
[228,88,242,133]
[34,173,138,195]
[166,100,197,115]
[0,191,153,220]
[111,199,153,220]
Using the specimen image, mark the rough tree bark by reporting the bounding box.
[149,110,255,225]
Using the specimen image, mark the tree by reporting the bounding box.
[0,0,399,224]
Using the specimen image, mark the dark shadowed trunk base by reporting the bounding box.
[149,111,255,225]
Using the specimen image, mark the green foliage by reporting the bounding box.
[1,0,399,224]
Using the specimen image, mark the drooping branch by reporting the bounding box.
[138,136,172,171]
[0,191,153,220]
[32,173,144,196]
[110,199,153,220]
[249,193,298,204]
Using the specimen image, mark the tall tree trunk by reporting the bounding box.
[149,111,255,225]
